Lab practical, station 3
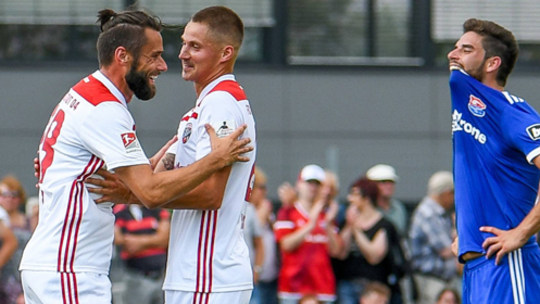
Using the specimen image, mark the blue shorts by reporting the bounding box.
[462,243,540,304]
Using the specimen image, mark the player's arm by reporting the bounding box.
[481,156,540,264]
[113,124,250,209]
[160,167,232,210]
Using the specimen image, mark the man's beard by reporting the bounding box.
[126,66,155,101]
[467,59,487,83]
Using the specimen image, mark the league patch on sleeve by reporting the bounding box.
[526,124,540,140]
[212,120,237,138]
[121,132,142,153]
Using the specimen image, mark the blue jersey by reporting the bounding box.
[450,69,540,262]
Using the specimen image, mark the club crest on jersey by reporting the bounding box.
[527,124,540,140]
[121,132,141,153]
[468,95,486,117]
[182,123,192,144]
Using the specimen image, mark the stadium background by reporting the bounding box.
[1,0,540,207]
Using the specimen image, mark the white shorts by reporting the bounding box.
[164,289,252,304]
[21,270,111,304]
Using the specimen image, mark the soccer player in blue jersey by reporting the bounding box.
[448,19,540,304]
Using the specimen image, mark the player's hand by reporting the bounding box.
[87,169,134,204]
[149,135,178,170]
[206,124,253,167]
[480,226,528,265]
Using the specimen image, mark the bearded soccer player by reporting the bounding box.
[448,18,540,304]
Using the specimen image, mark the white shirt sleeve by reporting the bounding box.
[195,92,243,161]
[79,102,149,170]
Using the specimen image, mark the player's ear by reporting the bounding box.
[220,45,235,62]
[485,56,501,73]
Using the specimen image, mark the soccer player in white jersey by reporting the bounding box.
[158,7,256,303]
[448,19,540,303]
[20,8,252,304]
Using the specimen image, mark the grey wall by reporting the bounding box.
[2,65,539,205]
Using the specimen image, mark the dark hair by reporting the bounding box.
[350,176,379,206]
[96,9,163,66]
[191,6,244,51]
[463,18,518,87]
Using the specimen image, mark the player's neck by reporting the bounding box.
[100,66,134,102]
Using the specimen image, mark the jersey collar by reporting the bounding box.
[92,70,128,107]
[195,74,236,106]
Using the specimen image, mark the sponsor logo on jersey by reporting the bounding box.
[526,124,540,140]
[468,95,486,117]
[121,132,141,153]
[215,120,235,138]
[182,123,192,144]
[452,110,487,144]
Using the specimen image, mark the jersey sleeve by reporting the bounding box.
[502,102,540,163]
[195,92,244,161]
[79,102,150,170]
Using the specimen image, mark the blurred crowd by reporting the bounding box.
[0,163,464,304]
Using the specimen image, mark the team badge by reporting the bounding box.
[468,95,486,117]
[182,123,192,144]
[527,124,540,140]
[121,132,141,153]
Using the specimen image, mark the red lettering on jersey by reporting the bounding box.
[73,75,122,106]
[121,132,136,148]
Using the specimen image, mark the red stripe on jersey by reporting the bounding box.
[70,158,102,271]
[57,156,103,272]
[72,273,79,304]
[208,210,218,292]
[60,273,67,303]
[202,211,211,292]
[196,210,217,293]
[195,211,206,292]
[73,75,122,106]
[208,80,247,101]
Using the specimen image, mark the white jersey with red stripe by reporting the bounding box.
[20,70,150,275]
[163,74,256,293]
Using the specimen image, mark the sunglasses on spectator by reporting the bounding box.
[0,190,19,198]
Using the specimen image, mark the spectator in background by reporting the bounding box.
[435,288,460,304]
[0,175,31,304]
[274,164,341,303]
[243,185,265,301]
[365,164,408,237]
[249,167,279,304]
[0,194,18,303]
[359,282,391,304]
[113,204,170,304]
[409,171,460,304]
[334,177,404,304]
